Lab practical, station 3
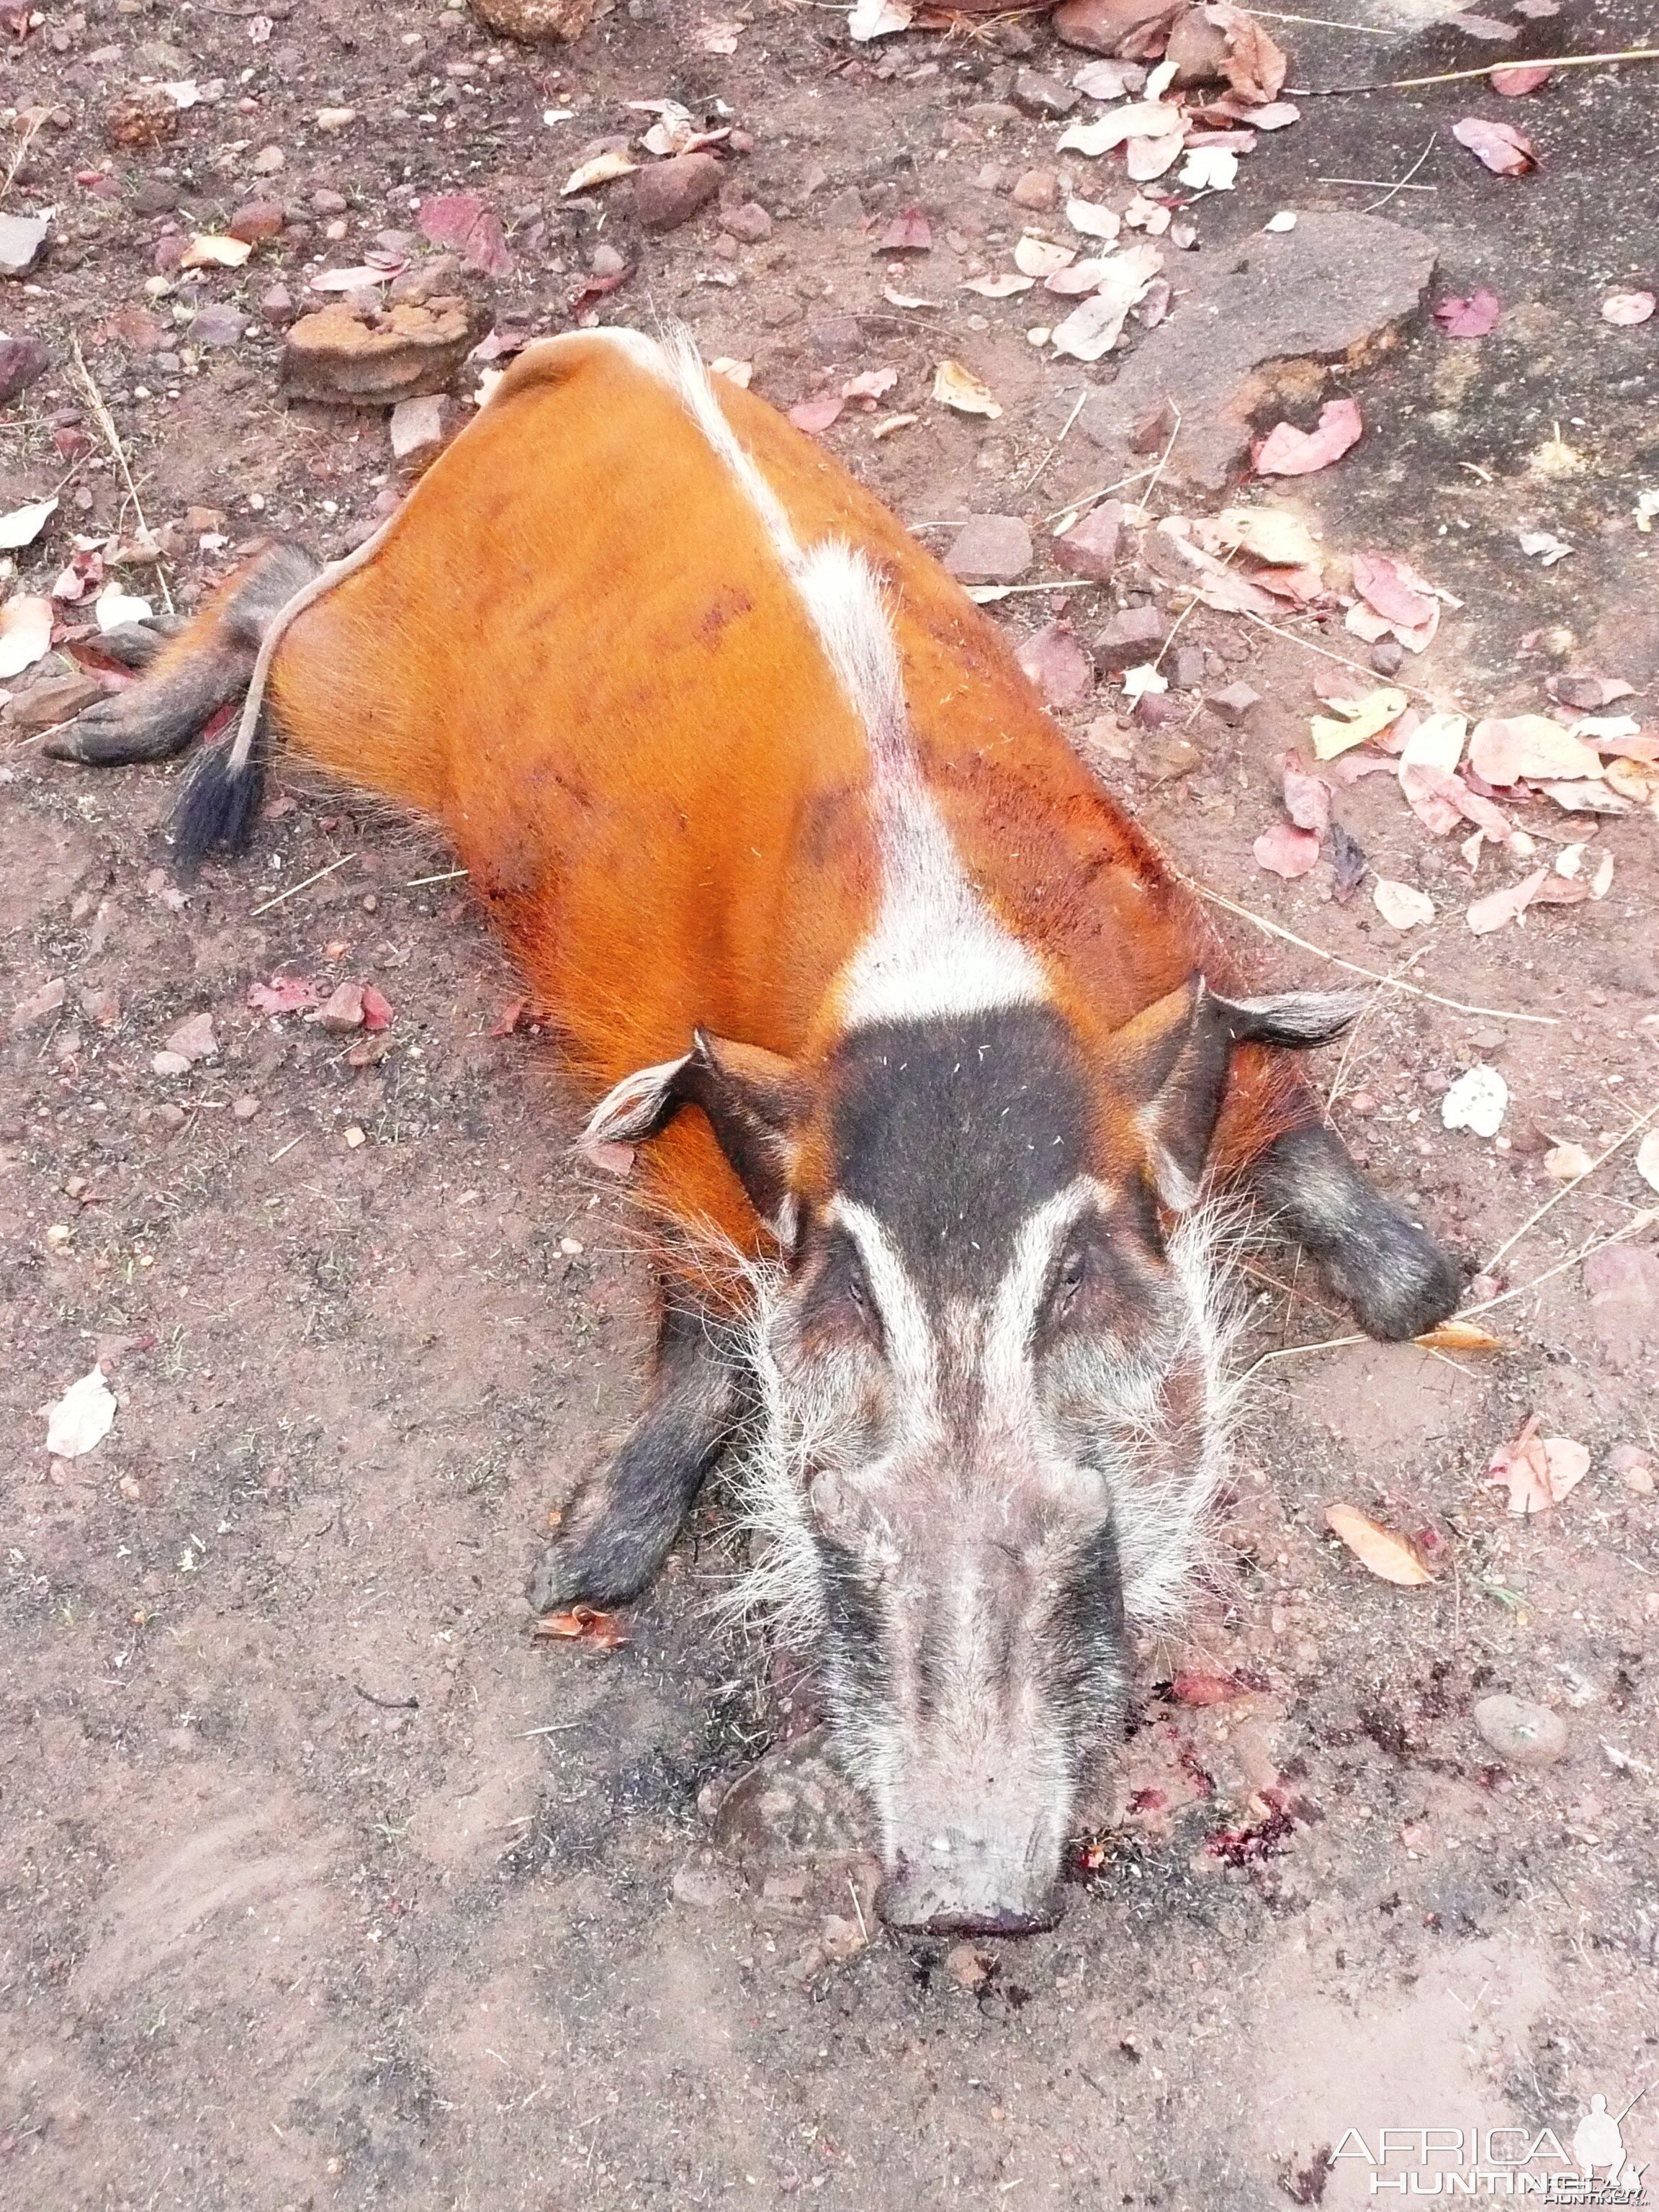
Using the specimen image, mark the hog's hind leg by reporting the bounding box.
[527,1294,746,1614]
[44,541,320,770]
[1251,1122,1462,1341]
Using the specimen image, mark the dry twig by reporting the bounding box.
[68,338,175,616]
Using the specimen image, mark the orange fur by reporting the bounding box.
[228,334,1309,1256]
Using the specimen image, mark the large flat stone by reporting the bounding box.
[1076,212,1437,490]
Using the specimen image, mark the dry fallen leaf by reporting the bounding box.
[0,593,53,680]
[0,494,58,549]
[1308,684,1407,761]
[1325,1503,1434,1586]
[1601,289,1656,328]
[1416,1318,1506,1352]
[1049,243,1162,363]
[1635,1128,1659,1196]
[560,148,638,196]
[1485,1416,1588,1516]
[44,1365,117,1459]
[962,271,1035,298]
[1254,820,1321,878]
[932,359,1002,418]
[1203,0,1287,104]
[1372,878,1434,930]
[1469,714,1600,785]
[1452,116,1536,175]
[1544,1141,1594,1183]
[1434,289,1501,337]
[1465,866,1550,935]
[788,390,844,434]
[249,973,319,1014]
[873,207,932,253]
[709,356,752,387]
[1193,506,1321,570]
[1058,101,1184,158]
[1352,549,1437,634]
[533,1604,629,1648]
[1066,197,1121,242]
[181,232,253,269]
[1014,234,1076,279]
[1255,397,1362,477]
[1490,60,1551,94]
[848,0,912,36]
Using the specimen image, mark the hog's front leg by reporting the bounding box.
[527,1293,746,1613]
[1250,1121,1462,1341]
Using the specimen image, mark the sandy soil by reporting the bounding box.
[3,0,1658,2204]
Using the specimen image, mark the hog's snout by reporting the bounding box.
[878,1832,1066,1938]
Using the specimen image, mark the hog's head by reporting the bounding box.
[587,978,1354,1933]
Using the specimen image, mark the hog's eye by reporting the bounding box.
[1054,1241,1089,1313]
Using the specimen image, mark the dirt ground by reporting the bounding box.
[3,0,1658,2204]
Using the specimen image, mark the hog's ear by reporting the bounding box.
[1107,977,1361,1210]
[580,1030,812,1220]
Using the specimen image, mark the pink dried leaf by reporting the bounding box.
[1352,549,1437,631]
[1253,820,1321,878]
[248,974,320,1014]
[1489,61,1552,94]
[788,391,845,434]
[1254,397,1362,477]
[418,191,515,278]
[872,207,932,253]
[1279,759,1331,835]
[1434,288,1501,337]
[1452,116,1536,175]
[1465,866,1548,935]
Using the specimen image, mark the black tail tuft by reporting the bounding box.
[171,715,269,878]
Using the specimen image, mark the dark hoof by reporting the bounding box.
[42,696,200,765]
[1323,1215,1463,1342]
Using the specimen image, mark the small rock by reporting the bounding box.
[1163,1,1229,84]
[312,188,349,216]
[1053,500,1122,582]
[1010,168,1059,212]
[106,86,180,150]
[228,199,285,243]
[634,152,723,234]
[1081,714,1134,763]
[943,513,1033,586]
[153,1102,187,1129]
[590,242,627,278]
[260,283,296,325]
[1053,0,1179,55]
[165,1011,217,1063]
[78,986,120,1027]
[1168,644,1205,692]
[1370,637,1406,677]
[806,313,864,364]
[0,211,50,277]
[944,1943,993,1990]
[1018,619,1095,712]
[390,394,446,459]
[231,1094,261,1121]
[150,1050,192,1079]
[130,179,179,214]
[671,1860,736,1907]
[1473,1694,1568,1769]
[191,304,247,349]
[0,336,50,405]
[466,0,608,35]
[1610,1443,1654,1496]
[251,145,286,174]
[819,1913,867,1964]
[1129,396,1179,454]
[1094,603,1166,669]
[1012,69,1079,118]
[1441,1064,1507,1139]
[281,297,490,405]
[1136,729,1200,781]
[11,978,67,1029]
[1208,680,1263,724]
[6,672,111,732]
[1581,1244,1659,1375]
[719,200,772,243]
[319,980,367,1033]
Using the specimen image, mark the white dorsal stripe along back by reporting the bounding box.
[641,329,1051,1029]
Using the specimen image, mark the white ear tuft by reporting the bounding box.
[579,1053,692,1156]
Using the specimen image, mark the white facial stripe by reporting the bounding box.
[982,1181,1106,1403]
[827,1196,938,1413]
